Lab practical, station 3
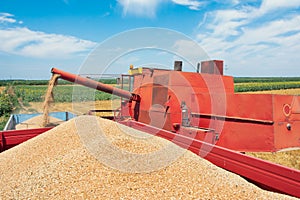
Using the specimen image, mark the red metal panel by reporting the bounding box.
[188,93,300,152]
[174,72,234,93]
[119,120,300,198]
[222,94,273,120]
[180,126,216,143]
[273,95,300,150]
[134,83,154,123]
[292,96,300,116]
[0,132,3,152]
[274,121,300,150]
[0,127,53,152]
[217,123,275,151]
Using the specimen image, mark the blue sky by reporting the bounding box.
[0,0,300,79]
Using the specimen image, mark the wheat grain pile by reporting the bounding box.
[0,115,296,199]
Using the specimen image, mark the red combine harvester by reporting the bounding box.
[51,60,300,152]
[1,60,300,197]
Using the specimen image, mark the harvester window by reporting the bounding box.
[121,75,134,92]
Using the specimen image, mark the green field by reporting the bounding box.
[233,77,300,83]
[13,85,114,103]
[0,79,117,86]
[234,77,300,92]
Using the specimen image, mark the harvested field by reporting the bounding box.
[242,88,300,95]
[23,100,120,115]
[0,115,296,199]
[247,150,300,170]
[15,115,64,130]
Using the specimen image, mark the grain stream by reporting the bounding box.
[42,74,60,127]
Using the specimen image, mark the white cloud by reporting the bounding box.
[259,0,300,15]
[173,39,209,65]
[0,12,25,25]
[117,0,203,17]
[196,2,300,76]
[231,0,240,5]
[199,0,300,42]
[0,13,16,24]
[0,27,97,58]
[202,8,251,40]
[118,0,163,17]
[199,8,300,54]
[171,0,203,10]
[235,15,300,46]
[0,13,96,58]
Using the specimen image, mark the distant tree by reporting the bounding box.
[0,93,13,116]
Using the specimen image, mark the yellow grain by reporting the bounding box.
[42,74,60,127]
